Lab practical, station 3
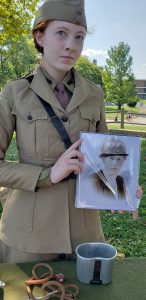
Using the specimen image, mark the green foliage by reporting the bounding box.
[127,96,140,107]
[127,102,137,108]
[0,0,41,45]
[102,42,138,109]
[0,37,38,88]
[75,56,102,85]
[0,0,42,88]
[5,138,19,161]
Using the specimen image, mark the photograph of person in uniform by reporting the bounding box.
[76,133,141,212]
[91,136,129,200]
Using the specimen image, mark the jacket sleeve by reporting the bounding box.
[36,168,53,187]
[96,86,108,133]
[0,83,43,192]
[96,102,108,133]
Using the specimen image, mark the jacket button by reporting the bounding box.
[61,115,68,122]
[27,115,32,121]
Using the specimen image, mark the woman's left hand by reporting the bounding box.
[132,185,143,220]
[112,185,143,220]
[136,185,143,199]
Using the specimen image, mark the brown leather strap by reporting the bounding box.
[25,263,79,300]
[25,263,54,286]
[42,280,65,300]
[64,284,79,296]
[26,284,55,300]
[32,263,54,281]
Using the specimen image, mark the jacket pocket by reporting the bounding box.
[12,109,49,157]
[1,189,36,233]
[79,106,101,132]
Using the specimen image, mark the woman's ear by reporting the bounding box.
[35,31,44,47]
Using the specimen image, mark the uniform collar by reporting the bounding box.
[29,65,90,112]
[40,65,74,93]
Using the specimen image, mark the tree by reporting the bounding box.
[75,56,103,86]
[0,0,41,45]
[0,37,38,89]
[0,0,41,88]
[102,42,138,109]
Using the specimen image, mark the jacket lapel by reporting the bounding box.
[29,66,64,111]
[29,66,90,113]
[66,70,90,113]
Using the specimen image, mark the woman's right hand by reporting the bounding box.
[50,139,84,184]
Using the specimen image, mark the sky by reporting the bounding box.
[82,0,146,79]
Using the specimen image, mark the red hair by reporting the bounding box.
[32,20,50,54]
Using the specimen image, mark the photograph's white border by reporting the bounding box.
[76,133,141,211]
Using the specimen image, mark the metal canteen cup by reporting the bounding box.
[75,242,117,284]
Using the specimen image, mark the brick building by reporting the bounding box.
[135,79,146,99]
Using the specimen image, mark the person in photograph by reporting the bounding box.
[91,137,130,199]
[0,0,108,263]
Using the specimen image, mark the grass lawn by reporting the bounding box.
[106,105,146,132]
[1,135,146,258]
[108,124,146,131]
[106,104,142,113]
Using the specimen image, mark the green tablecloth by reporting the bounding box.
[0,258,146,300]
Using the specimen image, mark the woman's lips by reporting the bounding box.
[61,56,74,61]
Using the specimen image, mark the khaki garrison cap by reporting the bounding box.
[33,0,87,29]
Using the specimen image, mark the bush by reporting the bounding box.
[127,102,137,107]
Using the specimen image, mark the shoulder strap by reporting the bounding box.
[25,75,72,149]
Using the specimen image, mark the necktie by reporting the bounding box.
[56,81,69,109]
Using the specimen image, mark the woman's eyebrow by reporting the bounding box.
[55,26,85,35]
[76,30,86,34]
[55,26,69,31]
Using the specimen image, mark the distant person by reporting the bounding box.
[126,113,132,123]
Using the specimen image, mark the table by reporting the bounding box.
[0,258,146,300]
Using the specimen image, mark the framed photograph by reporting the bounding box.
[76,132,141,211]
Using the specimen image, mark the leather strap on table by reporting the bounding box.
[25,263,79,300]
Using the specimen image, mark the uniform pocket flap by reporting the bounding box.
[79,106,100,123]
[11,107,48,123]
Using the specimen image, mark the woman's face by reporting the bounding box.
[102,156,125,176]
[35,20,86,80]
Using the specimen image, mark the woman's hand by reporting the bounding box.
[50,139,84,184]
[111,185,143,220]
[136,185,143,199]
[132,185,143,220]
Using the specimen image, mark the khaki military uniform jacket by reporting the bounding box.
[0,66,108,253]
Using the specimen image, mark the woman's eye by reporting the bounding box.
[76,35,84,42]
[56,30,66,37]
[118,157,123,161]
[75,35,84,42]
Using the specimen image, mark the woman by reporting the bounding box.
[0,0,108,263]
[92,137,129,199]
